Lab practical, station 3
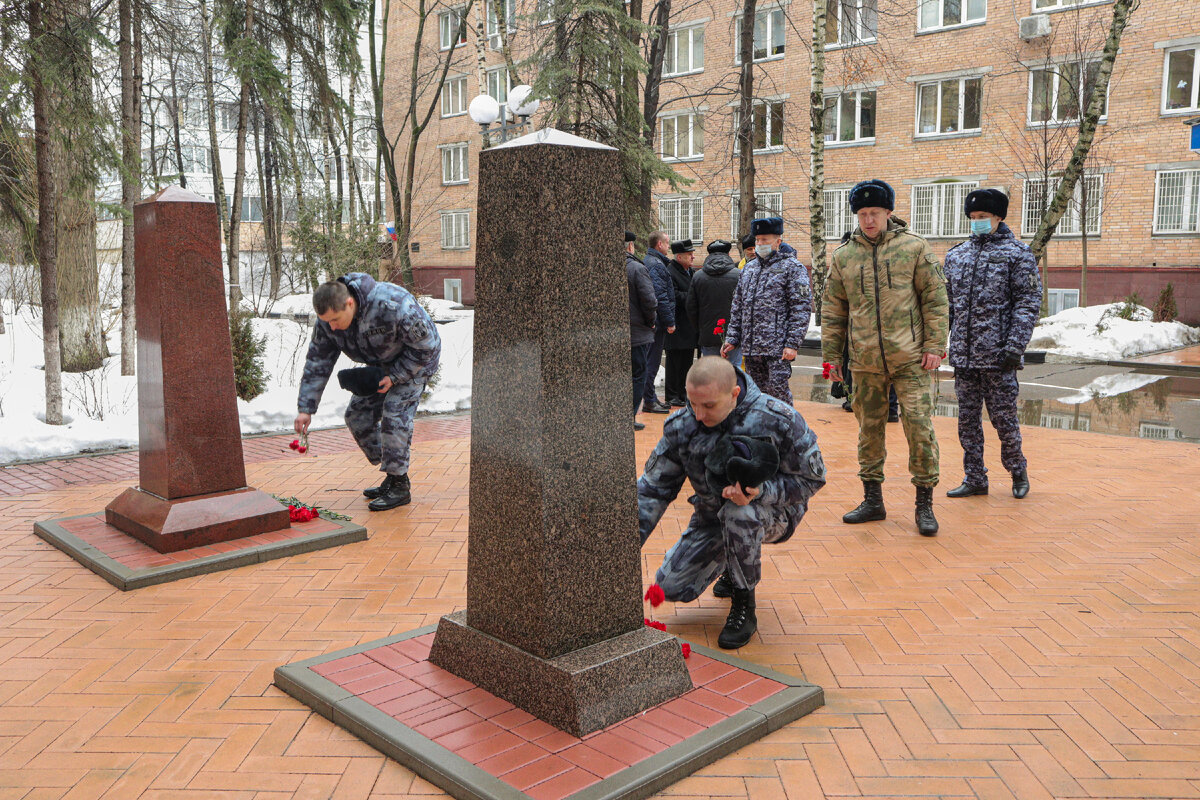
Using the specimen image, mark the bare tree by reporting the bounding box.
[118,0,141,375]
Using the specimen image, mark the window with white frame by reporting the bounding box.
[1033,0,1108,11]
[1022,174,1103,237]
[439,7,466,49]
[441,143,469,185]
[1154,169,1200,234]
[441,76,467,117]
[218,102,240,132]
[824,90,876,144]
[659,196,704,242]
[734,100,785,153]
[822,188,855,240]
[486,67,510,118]
[226,194,264,223]
[1045,287,1079,316]
[735,9,785,63]
[729,191,782,238]
[1029,60,1107,125]
[910,181,978,238]
[486,0,516,48]
[660,112,704,160]
[918,0,984,31]
[440,211,470,249]
[536,0,554,23]
[1163,45,1200,113]
[916,77,981,136]
[178,145,211,174]
[664,25,705,76]
[1139,422,1180,441]
[826,0,878,47]
[444,278,463,304]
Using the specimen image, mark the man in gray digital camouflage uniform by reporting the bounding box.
[294,273,441,511]
[638,357,826,649]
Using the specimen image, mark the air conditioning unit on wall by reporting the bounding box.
[1019,15,1052,41]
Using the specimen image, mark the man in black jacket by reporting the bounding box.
[664,239,698,407]
[641,231,676,414]
[626,231,657,431]
[688,240,742,366]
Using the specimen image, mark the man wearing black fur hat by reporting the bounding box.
[688,239,742,366]
[626,231,657,431]
[943,189,1040,500]
[663,239,698,407]
[722,217,811,405]
[294,274,441,510]
[638,357,826,649]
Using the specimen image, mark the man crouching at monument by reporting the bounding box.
[637,357,826,649]
[293,273,441,511]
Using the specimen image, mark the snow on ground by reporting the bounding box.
[0,299,473,464]
[1056,372,1166,405]
[1027,303,1200,360]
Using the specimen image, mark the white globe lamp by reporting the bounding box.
[468,94,501,125]
[508,85,540,119]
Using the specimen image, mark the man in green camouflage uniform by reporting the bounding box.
[821,179,950,536]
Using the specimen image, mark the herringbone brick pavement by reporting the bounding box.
[1,405,1199,799]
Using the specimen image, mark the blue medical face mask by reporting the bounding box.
[755,243,774,259]
[969,219,993,236]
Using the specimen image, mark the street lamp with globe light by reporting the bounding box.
[469,85,540,148]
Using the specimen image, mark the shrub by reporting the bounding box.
[1153,283,1178,323]
[230,308,268,402]
[1114,292,1144,321]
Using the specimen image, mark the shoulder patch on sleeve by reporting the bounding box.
[924,252,938,264]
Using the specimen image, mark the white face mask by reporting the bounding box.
[754,243,773,259]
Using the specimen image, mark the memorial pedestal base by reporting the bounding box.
[105,485,290,553]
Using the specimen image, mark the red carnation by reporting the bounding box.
[680,642,691,659]
[717,318,726,325]
[713,326,723,335]
[644,584,665,607]
[643,619,667,632]
[297,446,307,454]
[821,362,832,379]
[289,439,300,450]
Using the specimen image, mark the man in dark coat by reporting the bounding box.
[641,231,676,414]
[626,231,657,431]
[688,239,742,365]
[295,273,441,510]
[664,239,698,406]
[943,189,1041,500]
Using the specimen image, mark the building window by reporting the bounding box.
[734,100,785,153]
[660,112,704,160]
[1163,45,1200,113]
[1033,0,1108,11]
[826,0,877,47]
[441,143,469,185]
[916,77,981,136]
[659,196,704,242]
[910,181,978,238]
[486,0,516,48]
[1139,421,1179,441]
[735,9,785,63]
[439,7,467,50]
[1029,60,1107,125]
[174,145,211,174]
[486,67,510,118]
[824,90,876,144]
[536,0,554,24]
[226,195,264,223]
[1022,174,1103,237]
[822,188,856,240]
[1045,287,1079,316]
[918,0,984,30]
[1154,169,1200,234]
[664,25,705,76]
[441,76,468,117]
[218,102,240,132]
[729,191,783,238]
[444,278,463,304]
[440,211,470,249]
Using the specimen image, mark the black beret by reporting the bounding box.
[707,239,732,254]
[704,434,780,490]
[964,188,1009,220]
[624,230,637,242]
[338,366,386,397]
[750,217,784,236]
[740,233,756,251]
[670,239,694,254]
[848,179,895,212]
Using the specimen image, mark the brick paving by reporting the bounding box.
[1,406,1199,798]
[1129,343,1200,369]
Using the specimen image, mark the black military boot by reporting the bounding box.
[368,473,411,511]
[362,474,395,500]
[1011,469,1030,499]
[717,587,757,649]
[946,481,988,498]
[712,571,733,599]
[915,486,938,536]
[843,481,886,524]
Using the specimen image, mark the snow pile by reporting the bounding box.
[0,300,474,464]
[1027,303,1200,360]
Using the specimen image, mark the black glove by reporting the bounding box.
[830,381,847,399]
[1001,351,1022,371]
[338,366,386,396]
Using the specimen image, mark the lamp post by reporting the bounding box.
[468,85,541,149]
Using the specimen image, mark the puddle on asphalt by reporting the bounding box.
[792,371,1200,444]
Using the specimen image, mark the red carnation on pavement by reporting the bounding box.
[644,584,665,607]
[680,642,691,658]
[643,618,667,632]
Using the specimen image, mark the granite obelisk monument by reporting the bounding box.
[428,129,692,736]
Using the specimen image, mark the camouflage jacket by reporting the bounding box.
[297,273,441,414]
[637,368,826,542]
[725,247,811,357]
[943,222,1041,369]
[821,217,949,375]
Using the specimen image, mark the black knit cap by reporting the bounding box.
[670,239,694,254]
[848,179,895,213]
[707,239,732,254]
[964,188,1009,220]
[624,230,637,242]
[740,233,756,251]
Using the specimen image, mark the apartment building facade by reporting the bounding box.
[391,0,1200,318]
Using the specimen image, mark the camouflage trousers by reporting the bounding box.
[954,368,1026,486]
[344,379,426,476]
[743,356,793,406]
[852,362,939,487]
[654,499,796,603]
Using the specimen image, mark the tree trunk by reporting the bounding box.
[227,0,255,310]
[736,0,757,238]
[118,0,141,375]
[638,0,670,215]
[808,0,828,318]
[168,59,185,188]
[1078,174,1088,307]
[199,0,227,235]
